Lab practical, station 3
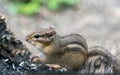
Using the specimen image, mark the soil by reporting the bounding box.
[0,0,120,54]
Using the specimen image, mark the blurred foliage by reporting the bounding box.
[8,0,80,15]
[8,0,40,15]
[46,0,80,10]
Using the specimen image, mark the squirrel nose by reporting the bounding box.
[25,35,31,42]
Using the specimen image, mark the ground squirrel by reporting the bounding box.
[25,28,88,70]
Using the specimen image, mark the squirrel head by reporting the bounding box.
[25,27,56,48]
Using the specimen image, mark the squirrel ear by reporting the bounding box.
[0,13,6,21]
[49,25,55,30]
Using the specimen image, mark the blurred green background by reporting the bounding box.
[8,0,80,15]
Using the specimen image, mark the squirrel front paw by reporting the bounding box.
[30,55,42,63]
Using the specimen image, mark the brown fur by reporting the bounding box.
[26,28,88,70]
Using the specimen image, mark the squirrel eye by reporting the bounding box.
[34,34,40,39]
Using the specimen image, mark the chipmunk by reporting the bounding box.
[25,28,88,70]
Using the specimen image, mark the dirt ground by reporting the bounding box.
[0,0,120,54]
